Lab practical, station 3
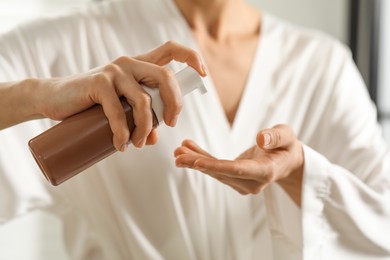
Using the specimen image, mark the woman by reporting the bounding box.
[0,0,389,259]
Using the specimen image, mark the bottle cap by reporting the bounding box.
[143,66,208,123]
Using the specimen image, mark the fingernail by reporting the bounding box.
[263,133,271,147]
[176,164,187,168]
[170,115,179,127]
[137,139,145,148]
[201,64,207,76]
[120,143,128,152]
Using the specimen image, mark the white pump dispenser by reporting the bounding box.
[144,66,208,123]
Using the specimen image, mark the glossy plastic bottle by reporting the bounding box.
[28,66,207,186]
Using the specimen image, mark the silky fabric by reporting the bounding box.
[0,0,389,259]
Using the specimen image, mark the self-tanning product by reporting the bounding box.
[29,66,207,186]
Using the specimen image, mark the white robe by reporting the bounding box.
[0,0,389,259]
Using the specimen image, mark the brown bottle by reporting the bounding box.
[28,66,207,186]
[28,99,157,185]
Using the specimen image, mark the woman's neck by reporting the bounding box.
[174,0,260,43]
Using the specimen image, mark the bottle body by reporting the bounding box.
[28,66,207,186]
[29,99,158,185]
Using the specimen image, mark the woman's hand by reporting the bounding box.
[174,124,304,206]
[0,41,206,152]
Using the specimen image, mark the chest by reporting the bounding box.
[196,38,259,125]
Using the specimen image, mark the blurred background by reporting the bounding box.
[0,0,389,259]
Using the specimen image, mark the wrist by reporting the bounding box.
[277,143,304,206]
[18,78,45,120]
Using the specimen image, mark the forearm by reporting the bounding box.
[0,79,44,130]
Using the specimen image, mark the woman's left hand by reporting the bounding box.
[174,124,304,206]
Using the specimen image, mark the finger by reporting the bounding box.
[135,41,207,77]
[102,96,129,152]
[117,74,154,148]
[175,153,210,167]
[90,74,129,152]
[174,140,212,157]
[256,124,296,150]
[150,66,182,126]
[175,153,253,194]
[180,140,215,158]
[174,146,202,158]
[129,90,153,148]
[175,154,250,194]
[118,59,182,127]
[178,155,264,195]
[145,128,159,145]
[193,157,263,181]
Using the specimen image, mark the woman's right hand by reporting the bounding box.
[33,41,206,152]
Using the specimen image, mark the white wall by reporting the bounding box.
[247,0,350,44]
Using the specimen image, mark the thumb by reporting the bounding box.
[256,124,295,150]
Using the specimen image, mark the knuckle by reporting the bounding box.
[237,169,244,177]
[103,63,120,75]
[136,92,152,107]
[232,164,244,176]
[277,131,282,144]
[170,97,183,114]
[251,186,262,195]
[115,128,130,143]
[264,171,276,183]
[273,131,282,146]
[93,72,112,87]
[163,40,176,49]
[193,51,202,61]
[48,107,63,121]
[238,190,248,195]
[159,66,175,80]
[113,55,132,65]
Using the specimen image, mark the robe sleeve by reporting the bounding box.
[0,2,113,223]
[0,10,90,222]
[0,28,55,223]
[263,42,390,259]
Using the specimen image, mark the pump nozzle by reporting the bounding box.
[143,66,208,123]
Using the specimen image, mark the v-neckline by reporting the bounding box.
[165,0,273,143]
